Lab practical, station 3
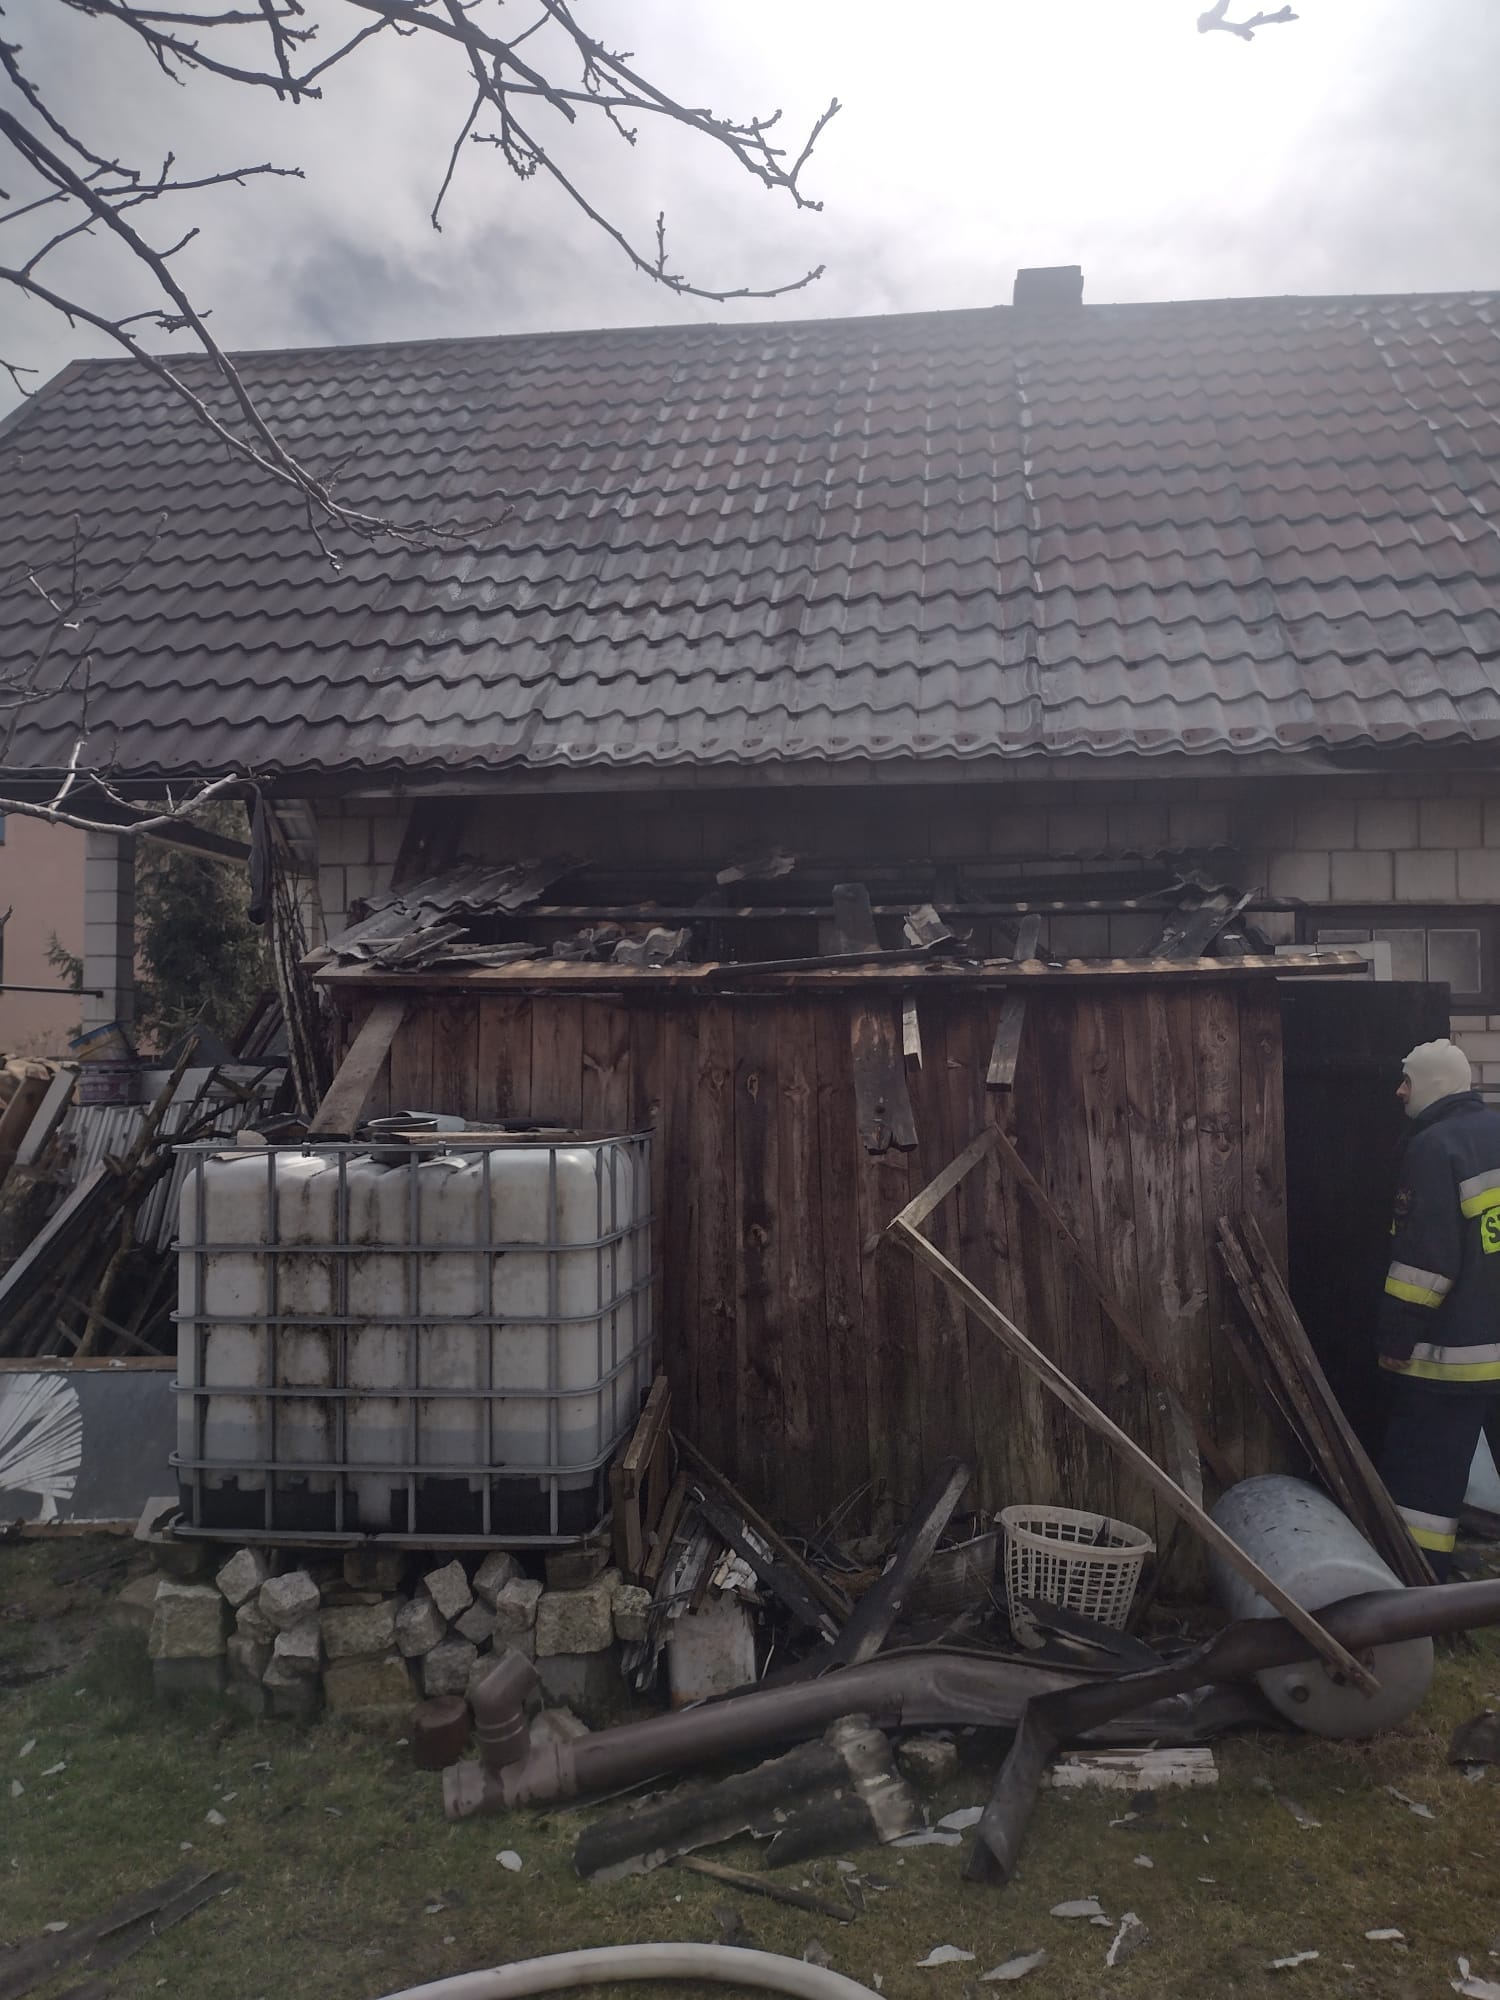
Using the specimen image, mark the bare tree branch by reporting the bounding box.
[1,0,838,549]
[1197,3,1299,40]
[0,0,838,839]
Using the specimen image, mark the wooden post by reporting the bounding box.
[309,997,408,1138]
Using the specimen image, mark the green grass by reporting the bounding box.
[3,1537,1500,2000]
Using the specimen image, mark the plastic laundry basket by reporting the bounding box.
[1000,1505,1153,1631]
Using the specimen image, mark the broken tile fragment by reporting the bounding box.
[1385,1785,1436,1820]
[1051,1898,1105,1920]
[981,1950,1047,1982]
[936,1806,983,1831]
[1105,1912,1146,1967]
[914,1946,975,1967]
[1272,1793,1320,1830]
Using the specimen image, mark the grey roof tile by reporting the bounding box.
[3,291,1500,777]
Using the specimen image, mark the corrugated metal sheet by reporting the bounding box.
[3,292,1500,774]
[62,1066,284,1251]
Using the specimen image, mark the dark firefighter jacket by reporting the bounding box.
[1379,1089,1500,1390]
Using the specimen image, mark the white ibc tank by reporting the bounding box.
[176,1134,652,1538]
[1208,1474,1434,1738]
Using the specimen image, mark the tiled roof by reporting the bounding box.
[3,291,1499,779]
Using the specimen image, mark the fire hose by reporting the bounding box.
[374,1944,884,2000]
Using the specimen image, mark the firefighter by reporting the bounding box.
[1379,1038,1500,1577]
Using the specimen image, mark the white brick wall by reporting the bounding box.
[81,830,135,1031]
[1268,851,1331,901]
[1329,850,1394,900]
[1394,849,1458,900]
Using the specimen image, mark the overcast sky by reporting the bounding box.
[4,0,1500,412]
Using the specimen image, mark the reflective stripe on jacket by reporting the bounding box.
[1379,1090,1500,1390]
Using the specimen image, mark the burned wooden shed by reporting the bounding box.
[318,943,1380,1551]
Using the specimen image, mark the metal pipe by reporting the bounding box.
[451,1578,1500,1820]
[450,1647,1190,1819]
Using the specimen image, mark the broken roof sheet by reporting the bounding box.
[3,290,1500,779]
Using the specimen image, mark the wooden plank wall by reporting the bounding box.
[352,982,1287,1548]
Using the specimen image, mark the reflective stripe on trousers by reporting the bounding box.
[1382,1341,1500,1383]
[1397,1504,1458,1554]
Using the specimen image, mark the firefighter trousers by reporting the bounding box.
[1379,1377,1500,1578]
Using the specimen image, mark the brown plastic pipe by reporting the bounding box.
[448,1577,1500,1821]
[449,1650,1087,1818]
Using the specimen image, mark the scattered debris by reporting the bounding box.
[936,1807,983,1832]
[674,1856,852,1925]
[1105,1912,1146,1967]
[896,1737,959,1791]
[0,1867,238,1993]
[204,1808,226,1827]
[495,1851,523,1873]
[914,1946,976,1967]
[1453,1959,1500,2000]
[18,1739,35,1758]
[1051,1750,1218,1791]
[1268,1952,1320,1971]
[980,1950,1048,1982]
[1385,1786,1437,1821]
[1133,1854,1153,1868]
[892,1830,963,1849]
[1450,1711,1500,1766]
[1270,1792,1321,1831]
[575,1717,922,1881]
[1051,1898,1106,1920]
[1365,1929,1406,1942]
[819,1458,973,1668]
[39,1761,65,1777]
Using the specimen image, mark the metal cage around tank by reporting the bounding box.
[171,1130,654,1545]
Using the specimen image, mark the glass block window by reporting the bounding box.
[1300,910,1494,1008]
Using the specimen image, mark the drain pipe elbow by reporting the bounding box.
[471,1650,540,1774]
[444,1740,578,1819]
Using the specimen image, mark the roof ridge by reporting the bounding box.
[23,286,1500,384]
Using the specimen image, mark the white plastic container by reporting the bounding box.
[175,1134,652,1541]
[1208,1474,1434,1738]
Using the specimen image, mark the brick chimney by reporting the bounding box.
[1012,265,1084,309]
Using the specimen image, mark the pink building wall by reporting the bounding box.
[0,813,86,1054]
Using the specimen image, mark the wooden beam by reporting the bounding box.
[831,882,879,953]
[672,1856,852,1924]
[1221,1216,1435,1589]
[901,994,923,1069]
[986,992,1028,1091]
[673,1433,852,1624]
[989,1125,1239,1488]
[850,1002,919,1153]
[309,997,408,1138]
[13,1067,75,1170]
[885,1205,1378,1694]
[892,1125,1000,1235]
[315,952,1371,993]
[0,1072,51,1189]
